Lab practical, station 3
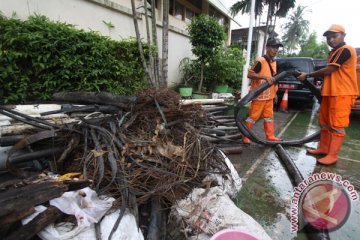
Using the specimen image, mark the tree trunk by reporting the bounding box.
[131,0,153,86]
[144,0,155,84]
[161,0,169,87]
[261,5,271,55]
[271,16,277,38]
[151,0,161,87]
[198,61,205,92]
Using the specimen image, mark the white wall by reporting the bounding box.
[0,0,136,39]
[0,0,193,86]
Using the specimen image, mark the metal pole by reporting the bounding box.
[241,0,256,98]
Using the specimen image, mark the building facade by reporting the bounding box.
[0,0,231,87]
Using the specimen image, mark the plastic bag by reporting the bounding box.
[22,187,117,240]
[49,187,115,227]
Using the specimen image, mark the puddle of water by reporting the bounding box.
[235,106,360,240]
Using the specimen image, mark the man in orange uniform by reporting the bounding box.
[242,38,283,144]
[297,24,358,165]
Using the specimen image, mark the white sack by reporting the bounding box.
[202,150,242,198]
[173,187,272,240]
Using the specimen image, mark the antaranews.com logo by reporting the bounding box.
[290,172,359,233]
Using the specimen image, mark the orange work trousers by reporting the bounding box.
[319,96,356,136]
[247,99,274,122]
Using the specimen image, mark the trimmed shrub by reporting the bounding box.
[0,15,148,103]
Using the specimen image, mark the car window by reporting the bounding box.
[313,59,327,71]
[276,59,311,73]
[356,48,360,56]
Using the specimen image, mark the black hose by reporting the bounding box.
[300,77,322,103]
[235,70,328,239]
[275,144,304,186]
[0,106,81,133]
[0,135,26,147]
[275,145,330,240]
[234,70,320,146]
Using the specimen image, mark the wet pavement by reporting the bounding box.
[228,102,360,240]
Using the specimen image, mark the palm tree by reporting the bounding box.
[230,0,265,18]
[230,0,295,54]
[261,0,296,54]
[281,5,310,54]
[230,0,264,55]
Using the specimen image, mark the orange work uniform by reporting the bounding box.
[246,56,278,124]
[319,43,358,136]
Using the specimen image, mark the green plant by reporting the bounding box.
[178,57,200,87]
[204,47,245,90]
[0,15,149,104]
[187,15,225,92]
[102,20,115,29]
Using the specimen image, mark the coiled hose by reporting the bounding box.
[234,70,320,146]
[234,71,329,239]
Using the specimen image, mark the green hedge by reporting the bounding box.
[0,15,148,103]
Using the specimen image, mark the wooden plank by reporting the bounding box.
[0,208,34,237]
[4,206,63,240]
[0,181,67,218]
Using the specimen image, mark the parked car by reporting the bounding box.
[275,57,319,104]
[356,47,360,56]
[312,58,327,88]
[313,58,327,70]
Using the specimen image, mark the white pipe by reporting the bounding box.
[241,0,256,98]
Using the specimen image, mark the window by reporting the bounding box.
[169,0,200,22]
[277,59,312,73]
[174,1,184,20]
[209,6,227,26]
[146,0,159,9]
[185,8,194,23]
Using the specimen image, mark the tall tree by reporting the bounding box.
[151,0,160,86]
[261,0,296,54]
[144,0,155,84]
[281,5,310,54]
[230,0,265,56]
[131,0,169,87]
[161,0,169,87]
[188,15,225,93]
[298,32,329,58]
[230,0,295,54]
[230,0,265,19]
[131,0,153,86]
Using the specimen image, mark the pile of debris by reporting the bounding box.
[0,88,238,239]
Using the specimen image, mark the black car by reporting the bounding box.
[313,58,327,70]
[312,58,327,87]
[276,57,320,104]
[356,47,360,56]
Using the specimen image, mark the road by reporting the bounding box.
[228,102,360,240]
